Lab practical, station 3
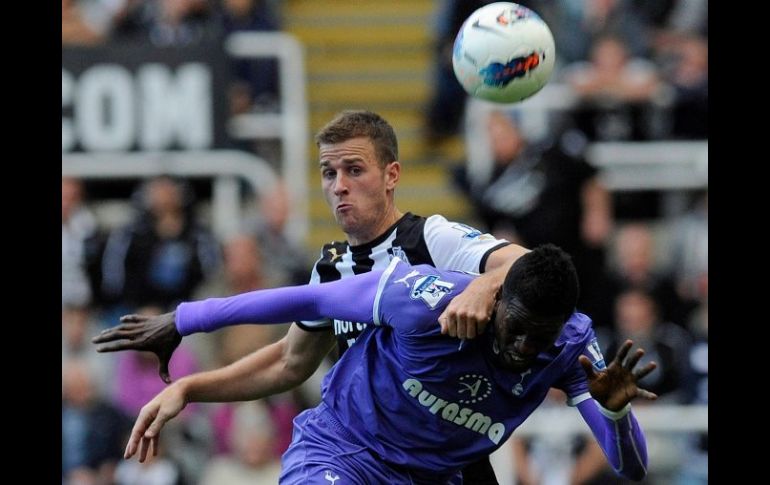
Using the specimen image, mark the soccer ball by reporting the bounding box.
[452,2,555,104]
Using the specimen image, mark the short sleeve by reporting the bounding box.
[297,254,332,330]
[423,215,510,273]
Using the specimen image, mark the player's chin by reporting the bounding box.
[504,362,531,373]
[494,354,531,373]
[336,214,361,233]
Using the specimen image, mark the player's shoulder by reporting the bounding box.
[391,212,428,237]
[425,214,461,229]
[424,214,489,238]
[380,259,473,325]
[555,312,594,345]
[307,241,351,283]
[386,258,474,289]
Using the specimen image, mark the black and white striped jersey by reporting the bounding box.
[296,212,510,356]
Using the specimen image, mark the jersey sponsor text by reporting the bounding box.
[403,378,505,445]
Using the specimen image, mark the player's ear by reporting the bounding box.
[385,161,400,190]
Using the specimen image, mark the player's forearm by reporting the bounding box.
[469,244,528,298]
[175,270,383,335]
[577,400,648,481]
[482,243,529,274]
[181,325,335,404]
[178,339,293,403]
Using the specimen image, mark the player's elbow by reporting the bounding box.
[282,349,322,386]
[283,359,314,386]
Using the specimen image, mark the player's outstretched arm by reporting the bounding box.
[124,324,336,462]
[92,312,181,384]
[439,244,528,339]
[576,339,658,481]
[94,268,385,382]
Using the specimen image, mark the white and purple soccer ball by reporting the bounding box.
[452,2,555,104]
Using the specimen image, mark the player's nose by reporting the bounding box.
[333,173,349,195]
[514,338,538,357]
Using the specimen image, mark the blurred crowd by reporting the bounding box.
[62,174,316,485]
[426,0,707,144]
[452,111,707,484]
[63,0,283,119]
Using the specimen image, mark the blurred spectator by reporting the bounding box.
[677,273,708,485]
[244,182,311,286]
[209,389,299,459]
[62,306,116,399]
[646,0,708,53]
[607,288,691,402]
[112,0,216,46]
[424,0,492,141]
[458,112,612,249]
[563,34,664,141]
[201,401,283,485]
[114,451,181,485]
[668,192,708,302]
[664,35,708,139]
[607,222,693,328]
[63,177,100,309]
[455,111,612,330]
[197,233,270,294]
[62,358,131,485]
[546,0,651,65]
[217,0,282,114]
[62,0,121,45]
[100,176,221,310]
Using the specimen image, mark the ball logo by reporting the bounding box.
[496,6,531,25]
[480,52,543,87]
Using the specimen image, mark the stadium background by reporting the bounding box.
[62,1,707,484]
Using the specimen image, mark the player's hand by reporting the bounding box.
[124,382,187,462]
[92,311,182,383]
[580,339,658,411]
[438,276,497,339]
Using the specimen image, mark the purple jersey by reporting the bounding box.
[317,258,599,476]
